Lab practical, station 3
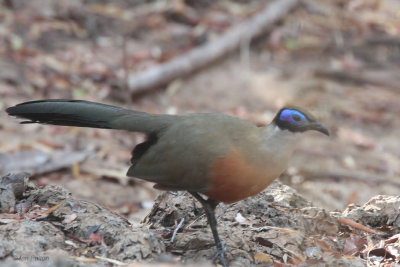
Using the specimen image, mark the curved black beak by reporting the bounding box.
[310,121,330,136]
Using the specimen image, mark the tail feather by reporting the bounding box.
[6,99,175,133]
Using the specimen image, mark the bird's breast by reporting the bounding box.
[203,148,286,203]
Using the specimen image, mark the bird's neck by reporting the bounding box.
[259,123,299,162]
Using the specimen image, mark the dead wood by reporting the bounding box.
[0,150,92,176]
[298,168,400,188]
[126,0,299,95]
[315,69,400,91]
[364,36,400,46]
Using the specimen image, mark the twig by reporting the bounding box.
[186,213,206,230]
[94,256,127,266]
[65,233,90,245]
[337,217,380,235]
[127,0,299,95]
[164,218,185,244]
[37,199,67,215]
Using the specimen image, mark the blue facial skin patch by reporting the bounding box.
[279,109,307,126]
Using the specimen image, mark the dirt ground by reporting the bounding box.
[0,0,399,266]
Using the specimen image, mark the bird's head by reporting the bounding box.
[273,106,329,136]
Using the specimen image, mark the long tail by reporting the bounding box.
[6,99,175,134]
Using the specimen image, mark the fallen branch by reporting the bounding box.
[0,150,92,176]
[127,0,299,95]
[315,69,400,91]
[297,169,400,188]
[364,35,400,46]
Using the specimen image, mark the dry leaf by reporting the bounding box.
[254,253,273,263]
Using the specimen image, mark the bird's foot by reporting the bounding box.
[210,245,227,267]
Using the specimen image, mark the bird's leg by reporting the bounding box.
[190,192,227,267]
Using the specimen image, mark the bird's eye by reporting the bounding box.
[292,114,301,121]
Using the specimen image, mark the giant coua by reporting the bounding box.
[7,100,329,266]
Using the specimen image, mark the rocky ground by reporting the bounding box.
[2,173,400,266]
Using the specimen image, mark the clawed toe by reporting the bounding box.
[209,245,227,267]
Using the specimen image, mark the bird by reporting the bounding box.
[7,99,329,267]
